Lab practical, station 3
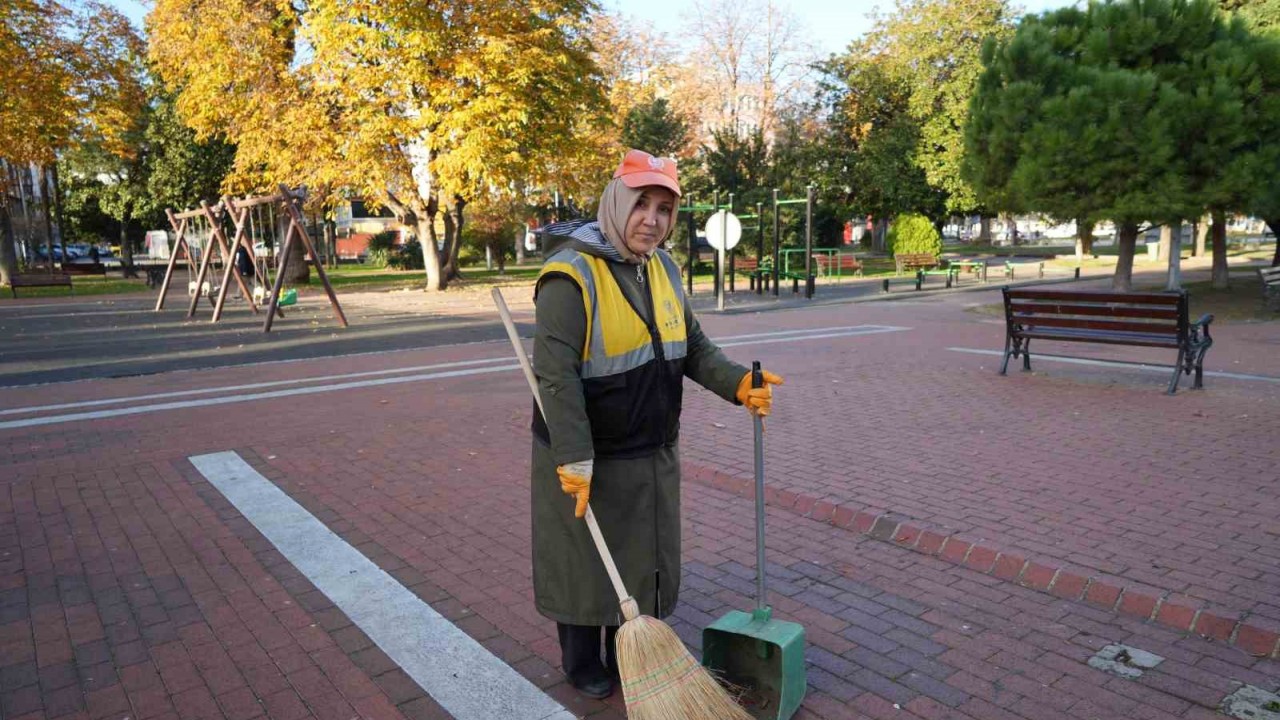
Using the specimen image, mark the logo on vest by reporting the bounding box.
[661,298,682,331]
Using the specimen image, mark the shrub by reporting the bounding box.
[887,214,941,258]
[387,240,425,270]
[366,230,400,267]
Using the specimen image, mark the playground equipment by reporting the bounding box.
[155,186,348,332]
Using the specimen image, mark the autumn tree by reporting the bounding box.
[681,0,817,140]
[1,0,141,284]
[150,0,607,292]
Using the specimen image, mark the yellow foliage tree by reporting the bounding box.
[149,0,609,290]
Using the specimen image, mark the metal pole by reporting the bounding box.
[685,195,695,297]
[771,189,780,297]
[712,190,720,300]
[728,193,736,293]
[751,361,767,610]
[805,184,815,300]
[756,201,764,295]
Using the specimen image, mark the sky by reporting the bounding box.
[607,0,1081,56]
[111,0,1077,54]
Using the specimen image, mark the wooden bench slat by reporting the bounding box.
[1013,315,1179,334]
[1009,302,1181,319]
[1006,289,1180,305]
[1018,328,1181,347]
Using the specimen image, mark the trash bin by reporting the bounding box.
[1146,242,1159,261]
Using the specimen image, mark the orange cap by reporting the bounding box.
[612,149,681,197]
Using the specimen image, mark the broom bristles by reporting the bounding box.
[616,614,753,720]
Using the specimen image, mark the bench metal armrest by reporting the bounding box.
[1189,313,1213,346]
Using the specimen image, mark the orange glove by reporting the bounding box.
[736,369,784,417]
[556,459,593,519]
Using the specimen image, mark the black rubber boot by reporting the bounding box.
[558,623,613,699]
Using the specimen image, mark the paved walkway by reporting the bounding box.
[1,262,1277,720]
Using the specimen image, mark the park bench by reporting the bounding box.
[9,273,73,298]
[63,262,107,276]
[1259,265,1280,309]
[1000,287,1213,394]
[895,252,939,275]
[814,253,863,278]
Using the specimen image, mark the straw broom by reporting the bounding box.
[493,288,751,720]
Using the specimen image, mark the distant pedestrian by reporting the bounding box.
[234,244,255,298]
[89,245,101,263]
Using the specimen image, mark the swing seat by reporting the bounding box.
[188,280,212,297]
[253,285,267,303]
[277,288,298,306]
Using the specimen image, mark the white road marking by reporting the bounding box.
[0,365,519,430]
[0,326,907,429]
[188,451,574,720]
[947,347,1280,384]
[0,357,513,417]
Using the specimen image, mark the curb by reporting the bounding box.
[685,463,1280,660]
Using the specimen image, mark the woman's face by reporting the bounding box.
[624,187,676,257]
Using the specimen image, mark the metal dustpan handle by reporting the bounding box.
[751,361,770,618]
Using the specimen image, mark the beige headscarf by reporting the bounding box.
[596,178,677,264]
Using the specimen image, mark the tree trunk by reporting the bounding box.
[1165,220,1183,291]
[119,211,136,277]
[1195,216,1208,258]
[323,221,335,268]
[977,216,992,245]
[1113,221,1139,292]
[1211,209,1229,289]
[281,219,310,284]
[1075,218,1094,260]
[40,166,56,270]
[1265,218,1279,266]
[417,216,445,291]
[50,164,68,261]
[1158,225,1172,264]
[515,228,525,264]
[0,196,16,286]
[441,196,466,280]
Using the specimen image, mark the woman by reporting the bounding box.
[530,149,784,699]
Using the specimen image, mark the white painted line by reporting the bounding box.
[0,364,519,430]
[0,357,514,417]
[720,325,909,348]
[189,451,573,720]
[0,327,907,429]
[715,324,907,342]
[947,347,1280,384]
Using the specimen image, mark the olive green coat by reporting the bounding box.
[532,240,746,626]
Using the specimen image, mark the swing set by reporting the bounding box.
[154,186,348,332]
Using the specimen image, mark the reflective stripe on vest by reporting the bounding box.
[538,249,688,379]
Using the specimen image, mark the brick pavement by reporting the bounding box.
[1,276,1277,719]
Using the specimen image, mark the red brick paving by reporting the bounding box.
[1,272,1278,719]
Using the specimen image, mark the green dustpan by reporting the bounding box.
[703,362,807,720]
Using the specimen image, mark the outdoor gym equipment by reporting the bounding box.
[768,187,816,300]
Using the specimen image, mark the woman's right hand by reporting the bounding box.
[556,460,593,518]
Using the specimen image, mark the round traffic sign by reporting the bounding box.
[704,210,742,251]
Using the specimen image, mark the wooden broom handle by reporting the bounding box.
[491,289,637,619]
